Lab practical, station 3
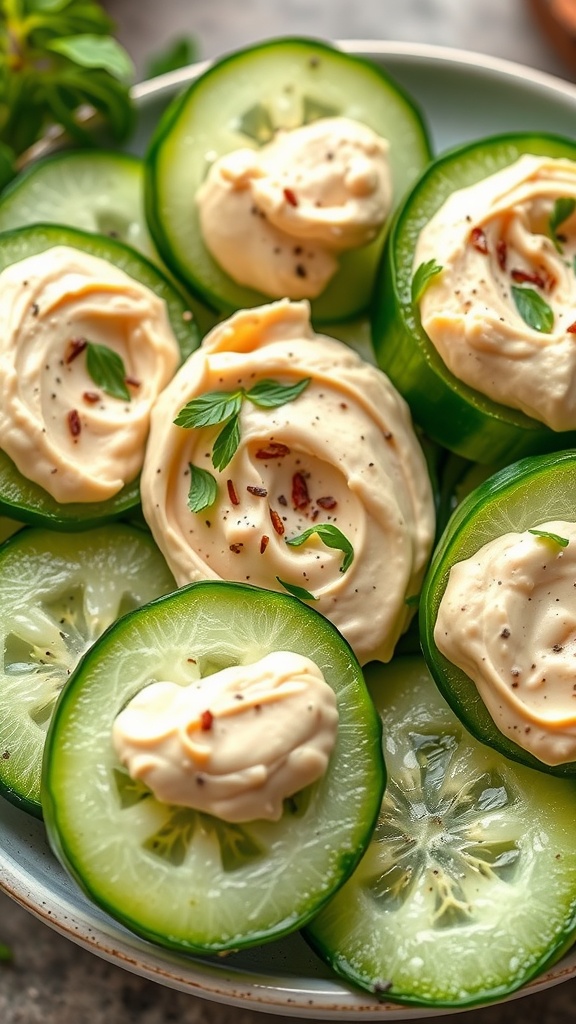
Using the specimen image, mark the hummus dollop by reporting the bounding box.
[197,117,392,299]
[435,521,576,765]
[0,246,181,503]
[141,299,435,665]
[112,650,339,823]
[415,154,576,431]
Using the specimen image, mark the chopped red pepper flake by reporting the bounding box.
[511,268,547,289]
[229,542,243,554]
[496,240,507,271]
[247,485,268,497]
[283,187,298,207]
[200,710,213,731]
[292,472,310,510]
[470,226,488,254]
[317,495,337,510]
[82,391,100,404]
[567,321,576,334]
[255,442,291,459]
[269,508,285,536]
[227,479,240,505]
[125,375,141,389]
[67,409,81,437]
[65,337,87,364]
[260,534,270,553]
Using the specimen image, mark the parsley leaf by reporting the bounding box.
[286,524,354,573]
[85,341,131,401]
[276,577,318,601]
[245,378,311,408]
[549,197,576,245]
[411,259,443,304]
[212,414,241,472]
[511,286,554,333]
[187,464,218,513]
[174,391,243,429]
[528,528,569,548]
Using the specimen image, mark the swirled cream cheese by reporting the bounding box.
[141,299,435,665]
[0,246,181,503]
[197,117,392,299]
[112,651,339,822]
[415,154,576,431]
[435,520,576,765]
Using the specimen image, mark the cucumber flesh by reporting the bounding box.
[305,656,576,1007]
[0,524,175,817]
[42,581,384,953]
[145,37,431,323]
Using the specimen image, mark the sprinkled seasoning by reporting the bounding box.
[270,508,285,536]
[65,337,87,364]
[260,534,270,553]
[200,710,214,731]
[292,472,310,510]
[227,479,240,505]
[283,187,298,207]
[67,409,81,438]
[255,442,291,459]
[470,226,488,254]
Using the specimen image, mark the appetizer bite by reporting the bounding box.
[140,298,436,664]
[373,132,576,462]
[145,37,432,322]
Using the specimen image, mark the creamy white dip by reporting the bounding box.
[112,651,338,822]
[435,520,576,765]
[0,246,181,503]
[415,154,576,431]
[197,117,392,299]
[141,299,435,665]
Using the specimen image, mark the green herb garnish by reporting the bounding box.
[528,528,569,548]
[175,378,310,471]
[187,464,218,513]
[411,260,443,304]
[286,524,354,573]
[549,197,576,249]
[276,577,318,602]
[86,341,131,401]
[0,943,12,964]
[511,286,554,334]
[144,35,199,79]
[0,0,134,185]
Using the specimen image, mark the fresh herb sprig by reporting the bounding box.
[175,377,310,472]
[85,341,131,401]
[0,0,135,186]
[411,259,442,304]
[511,285,554,334]
[528,528,569,548]
[549,197,576,251]
[286,524,354,573]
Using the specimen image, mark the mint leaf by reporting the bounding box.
[174,391,243,429]
[246,377,311,408]
[276,577,318,602]
[46,34,134,83]
[511,286,554,333]
[188,464,218,513]
[145,37,199,79]
[528,529,569,548]
[212,414,241,471]
[286,524,354,573]
[549,197,576,239]
[85,342,130,401]
[412,260,442,304]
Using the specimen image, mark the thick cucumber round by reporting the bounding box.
[0,222,199,527]
[145,37,432,323]
[420,449,576,775]
[0,524,175,818]
[305,656,576,1008]
[42,581,384,953]
[372,132,576,463]
[0,150,158,260]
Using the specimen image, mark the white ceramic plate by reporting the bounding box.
[3,41,576,1021]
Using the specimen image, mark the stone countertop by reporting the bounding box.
[3,1,576,1023]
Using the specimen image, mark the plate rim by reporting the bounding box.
[4,38,576,1021]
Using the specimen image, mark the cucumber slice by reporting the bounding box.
[0,524,175,818]
[42,581,384,953]
[0,222,199,527]
[0,150,158,261]
[372,132,576,463]
[305,656,576,1008]
[145,37,431,323]
[420,449,576,776]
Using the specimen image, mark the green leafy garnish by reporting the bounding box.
[549,197,576,248]
[511,286,554,334]
[187,464,218,513]
[144,35,199,79]
[0,943,11,964]
[85,341,131,401]
[0,0,135,180]
[286,524,354,573]
[175,378,310,471]
[411,260,443,304]
[276,577,318,602]
[528,528,569,548]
